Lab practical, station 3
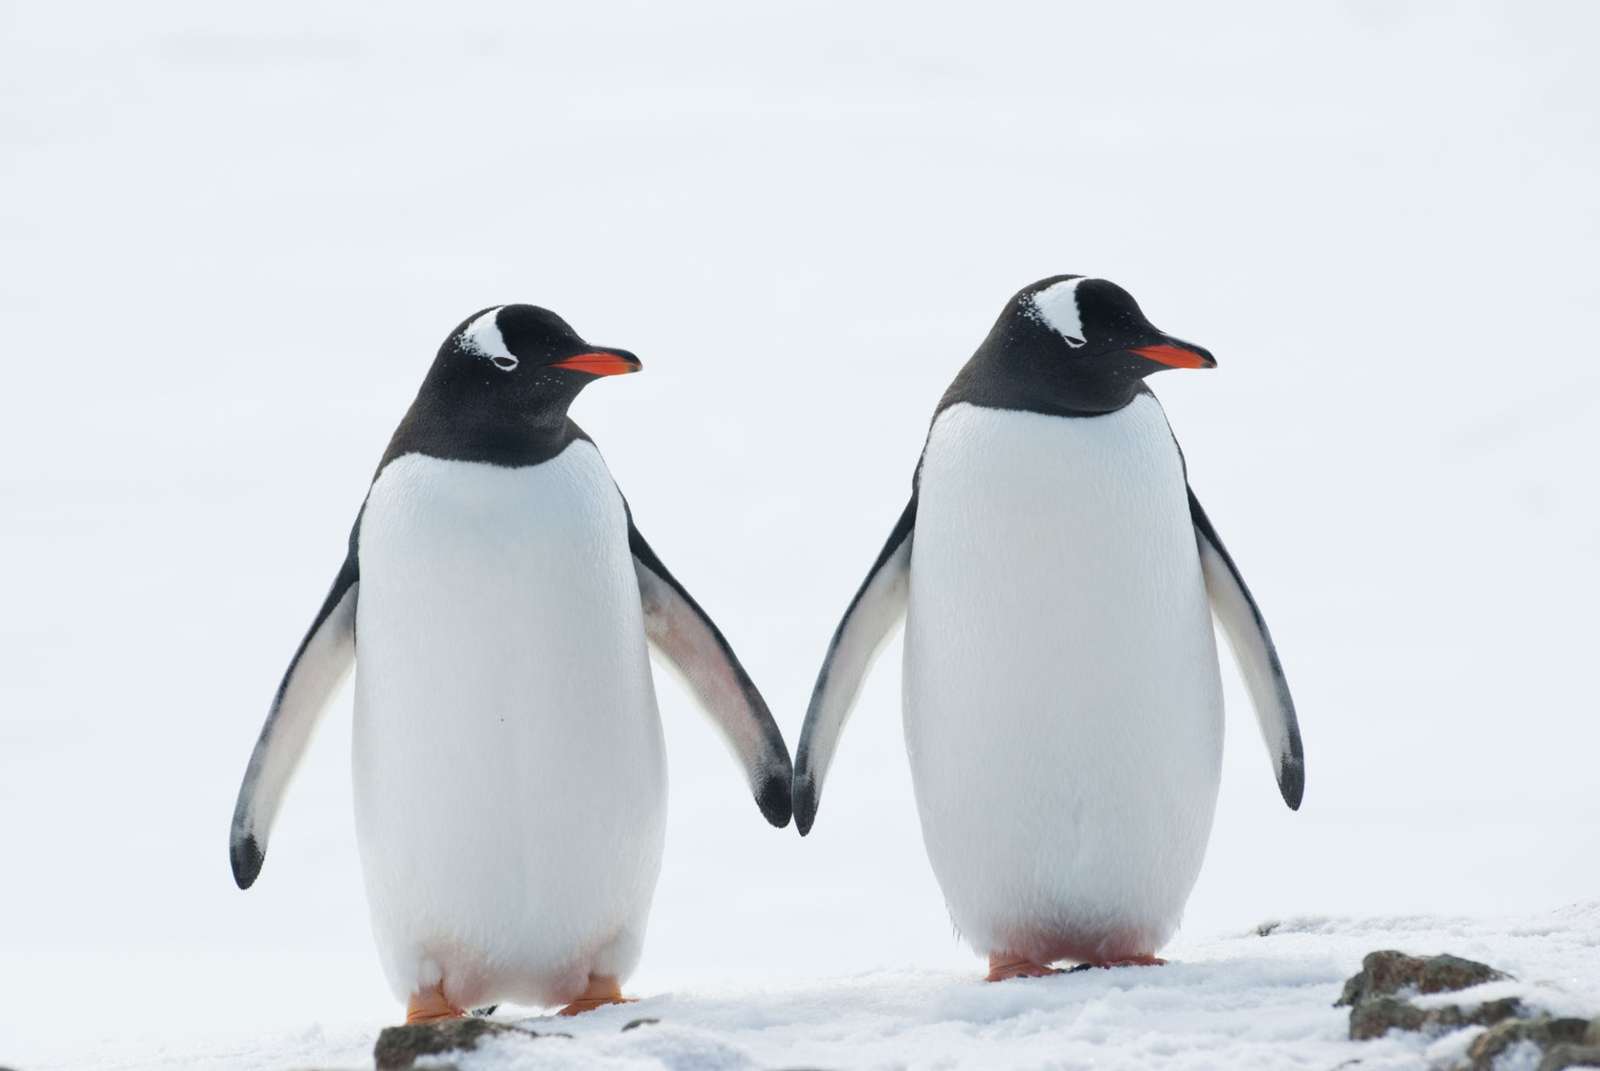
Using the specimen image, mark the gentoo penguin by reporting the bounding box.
[229,304,792,1020]
[792,276,1303,981]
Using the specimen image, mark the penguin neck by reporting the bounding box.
[378,384,589,470]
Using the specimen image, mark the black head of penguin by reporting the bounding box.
[944,276,1216,417]
[381,304,641,468]
[431,303,641,411]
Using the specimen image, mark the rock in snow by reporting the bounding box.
[15,904,1600,1070]
[362,943,1600,1071]
[1346,994,1527,1041]
[1336,950,1508,1008]
[1336,950,1600,1070]
[1464,1016,1594,1070]
[1539,1041,1600,1071]
[373,1018,558,1070]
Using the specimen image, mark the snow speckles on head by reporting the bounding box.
[1029,277,1091,347]
[458,306,519,370]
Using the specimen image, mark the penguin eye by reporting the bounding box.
[490,354,519,372]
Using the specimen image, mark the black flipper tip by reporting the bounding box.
[757,772,792,829]
[231,833,263,889]
[1279,758,1305,811]
[792,772,817,837]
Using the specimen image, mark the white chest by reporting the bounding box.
[901,397,1224,960]
[347,445,666,1004]
[909,395,1211,670]
[354,444,650,696]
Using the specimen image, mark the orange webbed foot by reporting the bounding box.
[558,974,636,1016]
[986,953,1064,982]
[406,983,467,1024]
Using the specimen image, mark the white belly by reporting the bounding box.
[903,397,1223,964]
[351,444,666,1008]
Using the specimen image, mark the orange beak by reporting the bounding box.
[549,351,642,376]
[1129,342,1216,369]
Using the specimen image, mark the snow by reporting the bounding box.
[19,904,1600,1070]
[3,1,1598,1069]
[473,904,1600,1071]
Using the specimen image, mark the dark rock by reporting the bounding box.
[1464,1017,1593,1071]
[1337,951,1421,1007]
[1539,1044,1600,1071]
[621,1017,661,1032]
[1336,951,1506,1007]
[1337,950,1600,1068]
[1461,998,1530,1031]
[1349,995,1426,1038]
[1348,994,1524,1041]
[1255,920,1281,937]
[374,1018,551,1069]
[1420,955,1510,996]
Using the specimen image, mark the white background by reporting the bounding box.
[3,1,1596,1065]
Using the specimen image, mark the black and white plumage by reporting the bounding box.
[229,304,791,1010]
[793,276,1302,967]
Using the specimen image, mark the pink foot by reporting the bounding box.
[558,974,635,1016]
[987,953,1064,982]
[406,983,466,1024]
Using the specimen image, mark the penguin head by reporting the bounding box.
[427,303,641,413]
[986,276,1215,412]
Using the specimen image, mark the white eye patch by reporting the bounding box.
[1028,278,1090,348]
[458,307,519,371]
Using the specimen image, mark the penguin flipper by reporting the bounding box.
[628,518,793,828]
[793,495,916,835]
[229,525,360,889]
[1189,487,1305,810]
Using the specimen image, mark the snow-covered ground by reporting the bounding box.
[3,2,1598,1069]
[25,904,1600,1070]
